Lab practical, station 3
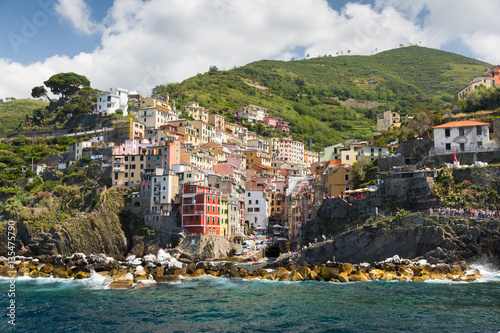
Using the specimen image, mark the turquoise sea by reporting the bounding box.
[1,264,499,333]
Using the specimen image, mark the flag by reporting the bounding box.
[355,194,362,200]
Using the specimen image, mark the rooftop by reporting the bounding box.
[433,121,489,129]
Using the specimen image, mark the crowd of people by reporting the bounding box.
[429,207,497,219]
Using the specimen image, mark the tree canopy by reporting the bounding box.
[43,72,90,99]
[31,86,52,102]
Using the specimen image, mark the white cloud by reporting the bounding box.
[55,0,102,35]
[3,0,500,99]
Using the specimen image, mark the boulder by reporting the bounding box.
[206,270,220,277]
[156,275,181,283]
[29,270,50,278]
[52,266,69,279]
[136,280,156,289]
[379,273,394,282]
[111,269,129,280]
[290,270,304,282]
[412,274,430,282]
[74,271,90,279]
[16,266,30,277]
[151,267,165,279]
[338,272,349,282]
[189,268,206,277]
[368,269,384,280]
[41,264,54,274]
[348,270,369,282]
[338,263,354,275]
[319,267,339,280]
[109,280,134,289]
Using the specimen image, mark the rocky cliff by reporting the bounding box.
[296,213,500,267]
[0,187,158,260]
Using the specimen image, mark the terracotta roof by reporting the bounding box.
[433,121,489,129]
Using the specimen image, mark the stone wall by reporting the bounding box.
[431,150,500,166]
[144,206,183,247]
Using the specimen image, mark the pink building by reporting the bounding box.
[264,116,280,127]
[160,140,182,169]
[208,113,225,131]
[279,138,304,164]
[112,139,152,155]
[276,120,290,134]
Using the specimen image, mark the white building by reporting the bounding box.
[139,107,178,129]
[244,190,269,231]
[140,168,179,215]
[69,140,92,161]
[236,104,269,123]
[97,88,129,116]
[432,121,494,153]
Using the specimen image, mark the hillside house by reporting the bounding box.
[431,120,495,154]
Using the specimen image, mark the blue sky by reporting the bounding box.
[1,0,499,99]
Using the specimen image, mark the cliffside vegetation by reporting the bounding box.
[155,46,490,149]
[0,99,49,136]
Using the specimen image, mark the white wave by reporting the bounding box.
[468,263,500,282]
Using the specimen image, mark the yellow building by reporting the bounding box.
[225,122,248,142]
[106,118,145,144]
[324,166,352,197]
[244,149,271,168]
[134,96,171,112]
[184,101,209,122]
[220,196,229,238]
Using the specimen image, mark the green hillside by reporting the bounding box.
[0,99,49,137]
[156,46,491,150]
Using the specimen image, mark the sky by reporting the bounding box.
[1,0,500,99]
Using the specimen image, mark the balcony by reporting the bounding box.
[113,167,124,172]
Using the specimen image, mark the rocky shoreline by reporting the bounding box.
[0,251,485,289]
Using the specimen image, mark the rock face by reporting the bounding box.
[297,213,500,266]
[0,188,157,260]
[178,235,241,261]
[302,198,367,241]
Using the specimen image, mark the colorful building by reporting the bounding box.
[181,184,221,236]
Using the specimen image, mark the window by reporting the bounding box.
[445,129,450,137]
[114,172,118,180]
[254,207,260,212]
[446,143,451,150]
[460,143,465,151]
[125,173,128,177]
[248,192,251,197]
[345,174,349,181]
[477,126,482,135]
[190,186,194,191]
[346,155,350,160]
[247,208,253,212]
[131,172,134,178]
[125,156,129,162]
[249,200,252,204]
[256,200,259,204]
[477,141,483,147]
[459,128,464,136]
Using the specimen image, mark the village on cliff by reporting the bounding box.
[2,66,500,287]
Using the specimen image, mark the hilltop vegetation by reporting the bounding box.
[0,99,49,136]
[155,46,490,150]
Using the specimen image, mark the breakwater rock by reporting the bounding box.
[0,251,484,289]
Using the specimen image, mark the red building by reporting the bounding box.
[181,184,221,235]
[276,120,290,134]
